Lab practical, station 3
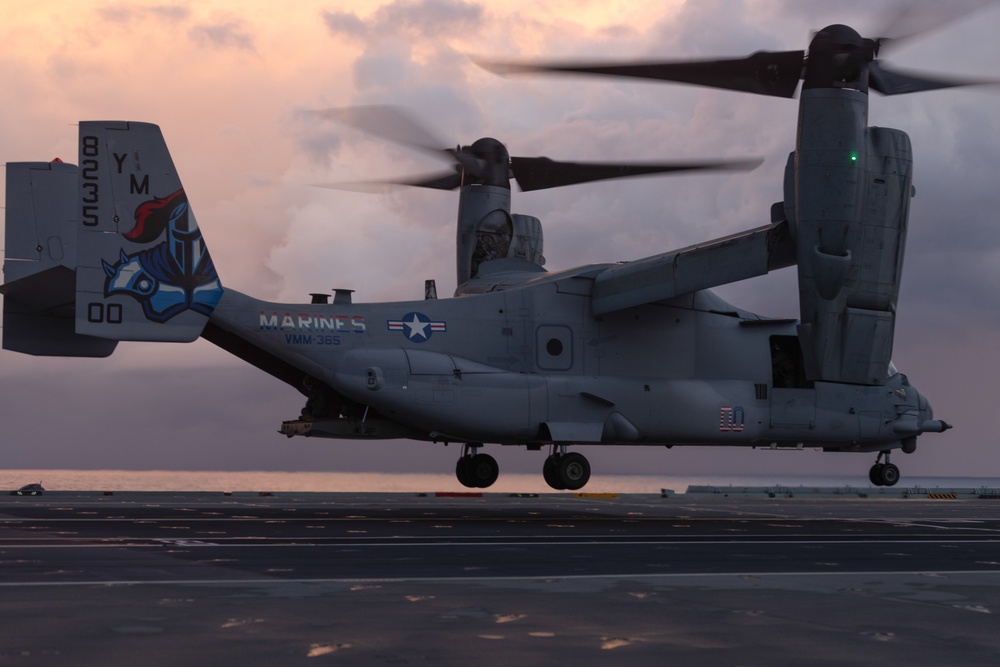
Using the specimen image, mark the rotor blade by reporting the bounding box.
[308,105,454,161]
[398,171,465,190]
[476,50,805,98]
[309,105,494,179]
[449,151,488,178]
[872,0,997,52]
[869,61,999,95]
[312,170,463,193]
[509,157,763,192]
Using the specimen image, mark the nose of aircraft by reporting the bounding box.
[916,388,952,434]
[893,383,951,455]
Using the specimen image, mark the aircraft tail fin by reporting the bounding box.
[1,160,117,356]
[75,121,223,341]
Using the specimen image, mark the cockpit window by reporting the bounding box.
[887,361,899,378]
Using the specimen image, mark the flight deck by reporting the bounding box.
[1,491,999,665]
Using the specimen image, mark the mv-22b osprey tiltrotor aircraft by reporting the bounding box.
[3,22,986,491]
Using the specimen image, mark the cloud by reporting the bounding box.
[189,20,257,51]
[322,0,483,42]
[321,10,367,39]
[97,4,192,24]
[96,4,257,52]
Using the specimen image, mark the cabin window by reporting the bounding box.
[770,335,813,389]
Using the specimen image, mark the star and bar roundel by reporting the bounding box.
[387,312,447,343]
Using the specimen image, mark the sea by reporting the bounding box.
[3,470,999,495]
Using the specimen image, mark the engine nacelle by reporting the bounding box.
[455,185,544,287]
[789,88,913,385]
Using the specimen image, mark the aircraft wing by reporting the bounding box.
[591,221,795,315]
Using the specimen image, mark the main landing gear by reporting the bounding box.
[452,444,594,491]
[542,446,591,491]
[869,450,900,487]
[455,444,499,489]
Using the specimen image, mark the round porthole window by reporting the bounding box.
[546,338,563,356]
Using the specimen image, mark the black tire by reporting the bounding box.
[879,463,900,487]
[557,452,591,491]
[455,456,476,488]
[869,464,884,487]
[542,455,566,490]
[468,453,499,488]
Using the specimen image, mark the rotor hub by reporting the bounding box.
[462,137,511,188]
[804,24,876,93]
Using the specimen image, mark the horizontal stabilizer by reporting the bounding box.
[4,297,116,357]
[2,266,118,356]
[592,221,795,315]
[1,265,75,313]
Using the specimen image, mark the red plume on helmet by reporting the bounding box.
[125,189,188,243]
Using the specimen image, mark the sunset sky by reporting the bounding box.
[1,0,999,482]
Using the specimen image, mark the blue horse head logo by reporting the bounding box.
[102,189,223,323]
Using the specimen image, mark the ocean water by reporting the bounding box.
[3,470,999,494]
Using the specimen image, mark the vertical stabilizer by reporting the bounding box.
[75,122,223,341]
[1,160,117,356]
[4,160,78,280]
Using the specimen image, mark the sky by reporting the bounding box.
[1,0,999,481]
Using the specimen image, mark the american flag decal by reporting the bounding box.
[719,405,746,432]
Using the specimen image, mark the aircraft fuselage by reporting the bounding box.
[209,263,935,454]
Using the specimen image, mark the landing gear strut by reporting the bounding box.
[542,446,591,491]
[869,451,900,487]
[455,444,499,489]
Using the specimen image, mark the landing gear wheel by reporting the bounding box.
[456,454,498,489]
[878,463,900,487]
[456,456,476,488]
[468,453,499,488]
[542,455,566,490]
[556,452,591,491]
[869,449,901,488]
